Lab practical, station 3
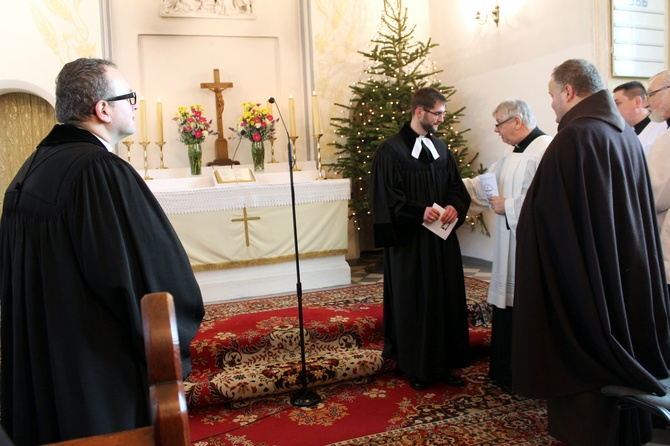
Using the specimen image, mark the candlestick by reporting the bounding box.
[288,95,297,137]
[139,97,147,142]
[267,100,273,115]
[140,141,152,180]
[156,98,164,142]
[289,135,300,171]
[315,133,325,180]
[156,141,167,169]
[269,136,278,163]
[311,92,322,136]
[122,137,133,163]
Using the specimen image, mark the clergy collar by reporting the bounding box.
[513,127,546,153]
[411,134,439,160]
[400,122,440,160]
[633,116,651,135]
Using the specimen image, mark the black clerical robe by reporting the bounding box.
[0,124,205,445]
[371,122,471,383]
[512,90,670,445]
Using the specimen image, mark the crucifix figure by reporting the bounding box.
[200,69,239,165]
[231,207,261,247]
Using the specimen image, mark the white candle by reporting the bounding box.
[288,95,297,137]
[311,91,322,136]
[139,97,147,142]
[156,98,163,142]
[266,100,273,116]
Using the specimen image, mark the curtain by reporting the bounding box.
[0,92,56,212]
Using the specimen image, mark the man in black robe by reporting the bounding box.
[370,87,471,390]
[512,59,670,445]
[0,58,205,445]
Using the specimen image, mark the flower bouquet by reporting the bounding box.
[173,104,216,175]
[234,102,277,171]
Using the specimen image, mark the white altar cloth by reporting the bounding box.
[143,163,352,303]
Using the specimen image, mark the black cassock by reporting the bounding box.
[512,90,670,445]
[370,122,471,383]
[1,124,205,445]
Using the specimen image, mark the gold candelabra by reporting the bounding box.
[140,141,153,180]
[122,139,133,163]
[289,136,300,171]
[269,136,278,163]
[314,133,325,180]
[156,141,168,169]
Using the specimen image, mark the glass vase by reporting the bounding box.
[188,143,202,175]
[251,140,265,172]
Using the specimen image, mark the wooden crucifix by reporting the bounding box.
[200,69,239,165]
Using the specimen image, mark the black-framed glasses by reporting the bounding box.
[495,116,516,128]
[647,85,670,98]
[103,91,137,105]
[422,108,447,118]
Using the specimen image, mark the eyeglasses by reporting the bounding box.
[103,91,137,105]
[495,116,516,128]
[422,108,447,118]
[647,85,670,98]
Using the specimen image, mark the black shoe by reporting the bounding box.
[445,371,465,387]
[409,376,429,390]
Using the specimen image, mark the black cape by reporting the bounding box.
[370,122,472,382]
[512,90,670,445]
[1,124,205,445]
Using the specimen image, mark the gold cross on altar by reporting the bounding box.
[200,69,235,164]
[231,207,261,247]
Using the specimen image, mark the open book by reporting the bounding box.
[422,203,455,240]
[214,168,256,184]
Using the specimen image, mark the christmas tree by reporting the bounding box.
[328,0,488,252]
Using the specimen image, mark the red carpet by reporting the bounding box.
[187,278,561,445]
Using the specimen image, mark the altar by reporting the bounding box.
[143,161,351,303]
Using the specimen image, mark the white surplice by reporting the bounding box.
[463,135,552,308]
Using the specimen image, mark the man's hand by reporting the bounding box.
[423,206,440,223]
[489,196,506,215]
[440,205,458,223]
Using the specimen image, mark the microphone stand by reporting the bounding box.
[270,98,321,407]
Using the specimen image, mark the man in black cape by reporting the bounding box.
[512,59,670,445]
[0,58,205,445]
[370,87,471,390]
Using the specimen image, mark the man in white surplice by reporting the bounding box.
[463,99,552,390]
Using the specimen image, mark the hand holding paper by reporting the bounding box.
[422,203,455,240]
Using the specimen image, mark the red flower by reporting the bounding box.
[187,117,195,122]
[194,130,203,139]
[252,133,261,142]
[267,114,274,121]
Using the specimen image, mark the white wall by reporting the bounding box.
[0,0,107,104]
[108,0,308,169]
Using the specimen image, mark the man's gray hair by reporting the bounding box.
[552,59,604,96]
[493,98,537,129]
[55,58,116,124]
[650,69,670,85]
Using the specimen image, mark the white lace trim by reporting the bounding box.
[153,178,351,215]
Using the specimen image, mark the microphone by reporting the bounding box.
[268,97,295,169]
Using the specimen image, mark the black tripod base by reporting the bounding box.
[290,389,322,407]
